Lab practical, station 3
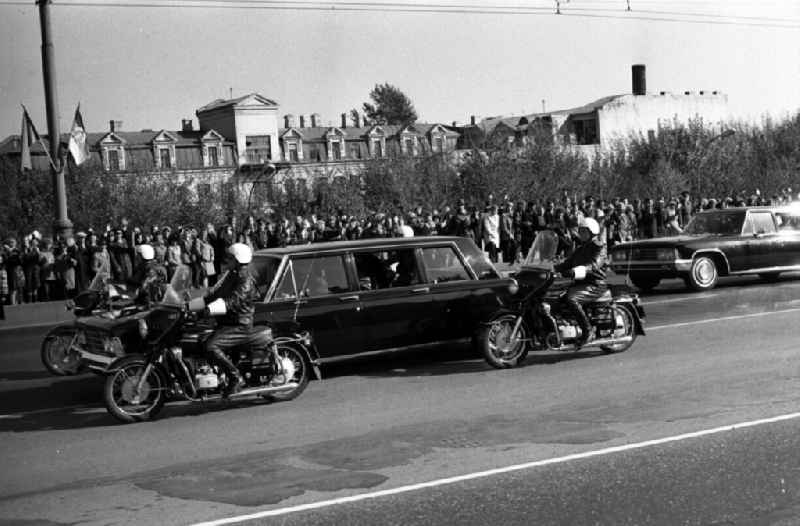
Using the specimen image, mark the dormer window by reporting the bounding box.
[201,129,225,168]
[373,140,383,158]
[331,140,342,160]
[100,132,126,171]
[434,136,443,152]
[152,130,178,170]
[207,146,219,166]
[325,127,347,161]
[158,147,172,169]
[287,143,299,162]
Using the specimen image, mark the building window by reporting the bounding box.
[373,140,383,158]
[349,144,361,159]
[159,148,172,169]
[331,141,342,160]
[246,135,272,163]
[404,137,415,155]
[208,146,219,166]
[288,143,299,162]
[108,149,120,171]
[574,119,598,145]
[434,136,443,152]
[198,183,212,199]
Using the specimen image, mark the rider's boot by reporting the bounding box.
[211,349,245,397]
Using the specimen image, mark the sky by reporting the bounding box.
[0,0,798,138]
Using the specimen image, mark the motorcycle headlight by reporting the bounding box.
[611,251,628,262]
[507,278,519,295]
[138,319,148,339]
[656,248,676,261]
[104,337,125,357]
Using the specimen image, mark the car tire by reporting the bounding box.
[687,256,718,291]
[759,272,781,283]
[630,274,661,291]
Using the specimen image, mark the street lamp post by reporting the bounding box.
[38,0,72,240]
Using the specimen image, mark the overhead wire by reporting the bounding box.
[0,0,798,27]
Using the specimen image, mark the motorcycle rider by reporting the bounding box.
[201,242,262,397]
[126,244,168,305]
[554,217,608,346]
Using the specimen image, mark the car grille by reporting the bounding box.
[633,248,659,260]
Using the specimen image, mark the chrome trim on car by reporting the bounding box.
[690,249,731,274]
[729,264,800,275]
[318,338,471,364]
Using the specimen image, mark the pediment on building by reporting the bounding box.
[280,128,304,139]
[201,129,225,142]
[324,127,346,139]
[98,132,126,145]
[366,125,386,137]
[400,124,422,136]
[152,130,178,144]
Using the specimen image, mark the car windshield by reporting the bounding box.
[522,230,559,269]
[160,265,193,306]
[684,211,745,236]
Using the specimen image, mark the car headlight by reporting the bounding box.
[656,248,676,261]
[138,319,148,339]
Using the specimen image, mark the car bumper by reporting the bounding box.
[610,259,693,275]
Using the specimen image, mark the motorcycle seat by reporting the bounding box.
[592,290,613,303]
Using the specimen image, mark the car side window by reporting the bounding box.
[749,212,777,235]
[272,255,350,300]
[353,249,421,290]
[777,213,800,231]
[421,246,471,283]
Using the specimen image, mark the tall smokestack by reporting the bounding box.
[632,64,646,96]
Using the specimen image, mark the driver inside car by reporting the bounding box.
[554,217,608,346]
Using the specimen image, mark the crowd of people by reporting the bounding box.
[2,186,798,307]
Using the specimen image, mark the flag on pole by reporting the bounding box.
[67,104,90,166]
[19,105,57,172]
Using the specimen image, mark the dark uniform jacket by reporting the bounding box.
[204,266,257,328]
[555,239,607,285]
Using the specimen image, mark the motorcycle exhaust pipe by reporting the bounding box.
[226,382,300,398]
[550,336,633,352]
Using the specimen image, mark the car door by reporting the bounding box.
[743,210,781,269]
[352,247,438,352]
[419,244,482,343]
[776,210,800,267]
[256,253,369,360]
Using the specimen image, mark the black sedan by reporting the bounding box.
[610,206,800,291]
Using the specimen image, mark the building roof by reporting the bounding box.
[477,94,626,133]
[0,129,234,154]
[277,123,459,142]
[196,93,279,113]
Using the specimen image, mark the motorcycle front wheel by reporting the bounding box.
[41,327,84,376]
[600,306,637,354]
[262,344,310,402]
[478,314,530,369]
[104,359,167,423]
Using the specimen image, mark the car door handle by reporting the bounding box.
[410,287,430,294]
[339,295,360,302]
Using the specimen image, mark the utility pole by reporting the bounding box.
[38,0,72,239]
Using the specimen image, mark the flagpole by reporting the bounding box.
[38,0,72,239]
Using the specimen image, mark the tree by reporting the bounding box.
[362,83,418,125]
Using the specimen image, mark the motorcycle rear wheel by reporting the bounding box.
[104,360,167,423]
[262,344,310,402]
[41,328,84,376]
[600,306,637,354]
[479,314,530,369]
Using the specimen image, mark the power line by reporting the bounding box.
[1,0,798,27]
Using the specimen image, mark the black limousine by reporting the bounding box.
[610,206,800,291]
[249,236,517,362]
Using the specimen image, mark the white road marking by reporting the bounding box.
[642,293,719,305]
[648,307,800,331]
[191,411,800,526]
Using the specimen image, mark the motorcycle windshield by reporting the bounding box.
[160,266,193,306]
[87,271,111,292]
[522,230,559,269]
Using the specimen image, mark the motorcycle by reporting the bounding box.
[479,230,646,369]
[102,266,321,423]
[40,271,146,376]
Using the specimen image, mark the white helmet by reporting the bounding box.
[139,244,155,261]
[578,217,600,236]
[229,243,252,264]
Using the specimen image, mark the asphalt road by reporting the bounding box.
[0,274,799,526]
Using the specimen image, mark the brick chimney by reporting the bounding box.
[341,113,348,128]
[310,113,321,127]
[299,115,306,128]
[109,120,123,132]
[181,119,193,132]
[284,114,295,128]
[353,112,362,128]
[470,115,476,126]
